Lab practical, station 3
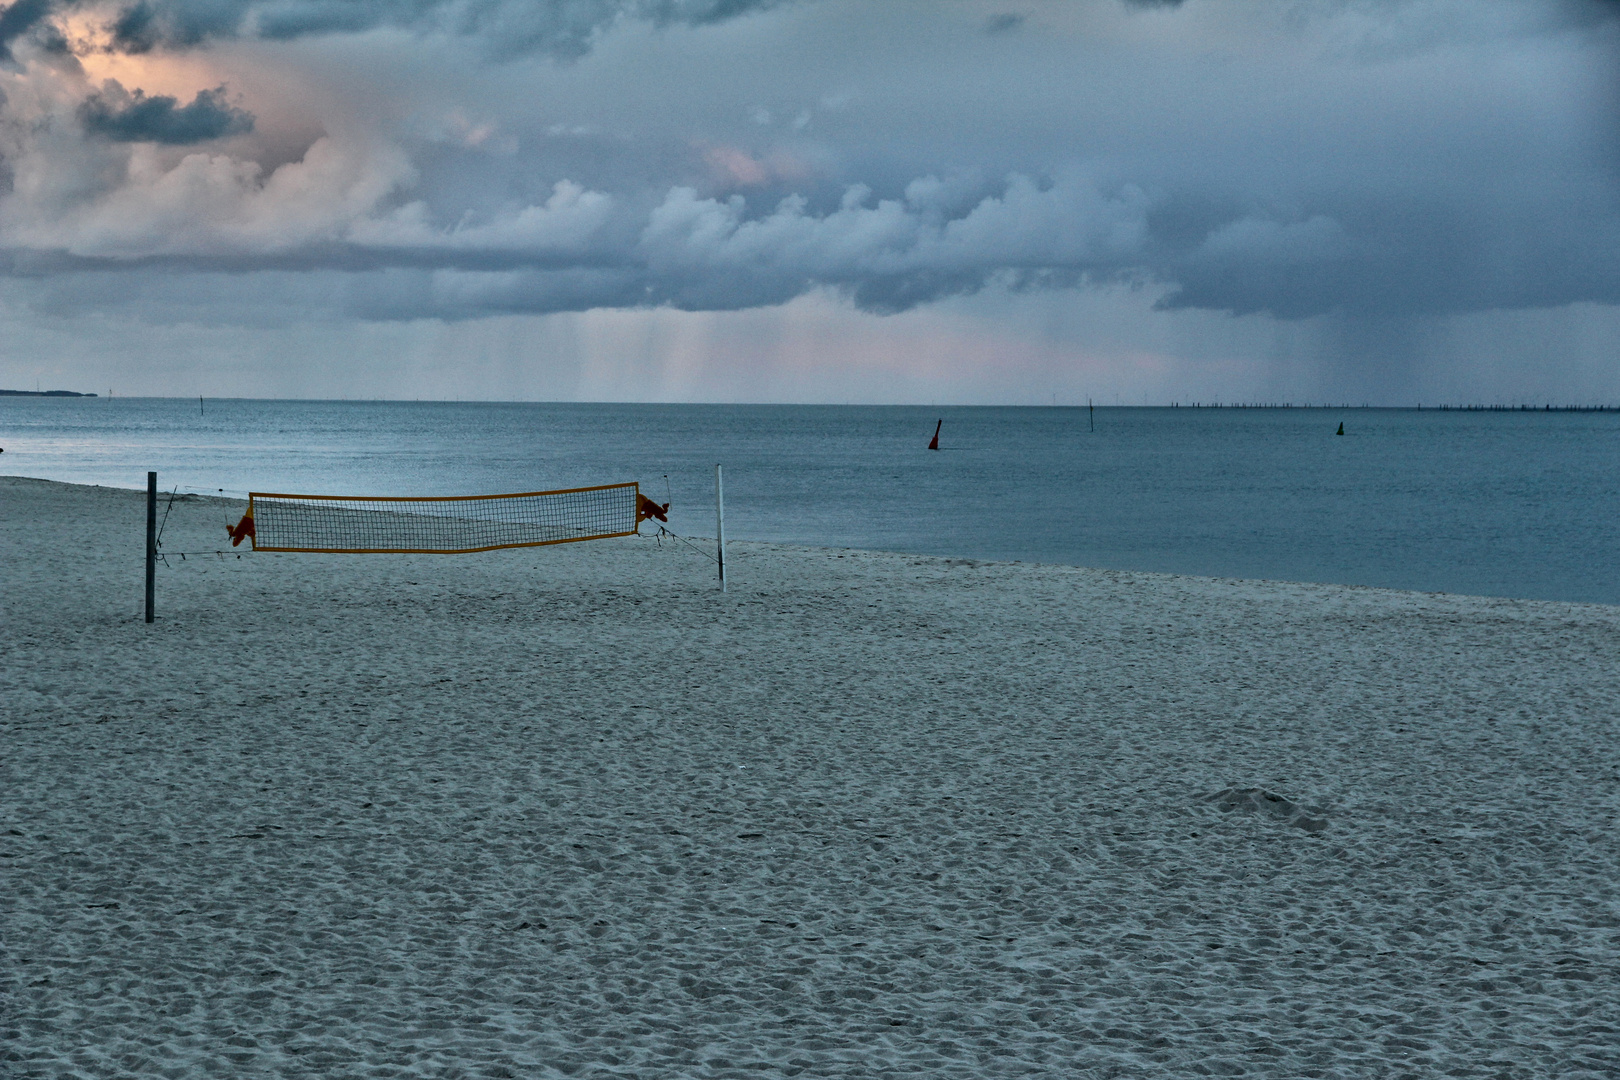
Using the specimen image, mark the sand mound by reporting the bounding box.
[1203,786,1328,832]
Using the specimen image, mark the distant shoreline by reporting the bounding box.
[0,389,98,397]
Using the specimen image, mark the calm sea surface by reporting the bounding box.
[4,397,1617,605]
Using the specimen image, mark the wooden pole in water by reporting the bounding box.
[1089,398,1094,432]
[714,464,727,593]
[145,471,157,623]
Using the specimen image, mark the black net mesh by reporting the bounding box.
[249,483,640,553]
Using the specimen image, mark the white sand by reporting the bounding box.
[3,474,1618,1078]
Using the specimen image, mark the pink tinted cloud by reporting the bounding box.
[700,144,812,188]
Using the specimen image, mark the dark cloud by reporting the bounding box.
[79,82,253,143]
[0,0,52,63]
[0,0,1615,335]
[3,157,1615,323]
[98,0,793,57]
[846,269,998,314]
[1554,0,1620,27]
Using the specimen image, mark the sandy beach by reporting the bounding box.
[3,474,1618,1078]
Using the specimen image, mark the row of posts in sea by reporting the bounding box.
[1161,402,1619,412]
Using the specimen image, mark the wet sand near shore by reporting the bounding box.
[4,475,1618,1078]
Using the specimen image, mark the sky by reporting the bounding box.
[0,0,1615,403]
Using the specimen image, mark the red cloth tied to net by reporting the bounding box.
[636,494,670,523]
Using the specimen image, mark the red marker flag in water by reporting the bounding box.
[637,494,670,523]
[226,510,255,547]
[928,418,942,450]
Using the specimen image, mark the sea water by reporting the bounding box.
[3,397,1617,605]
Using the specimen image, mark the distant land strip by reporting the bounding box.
[1169,402,1619,411]
[0,389,98,397]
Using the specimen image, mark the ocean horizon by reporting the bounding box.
[4,396,1617,606]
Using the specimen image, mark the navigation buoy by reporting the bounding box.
[928,418,942,450]
[1336,422,1344,436]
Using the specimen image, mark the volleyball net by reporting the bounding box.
[236,482,665,554]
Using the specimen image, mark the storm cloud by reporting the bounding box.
[79,81,252,142]
[0,0,1616,402]
[14,0,800,58]
[0,0,51,62]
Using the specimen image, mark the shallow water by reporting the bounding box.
[3,398,1617,603]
